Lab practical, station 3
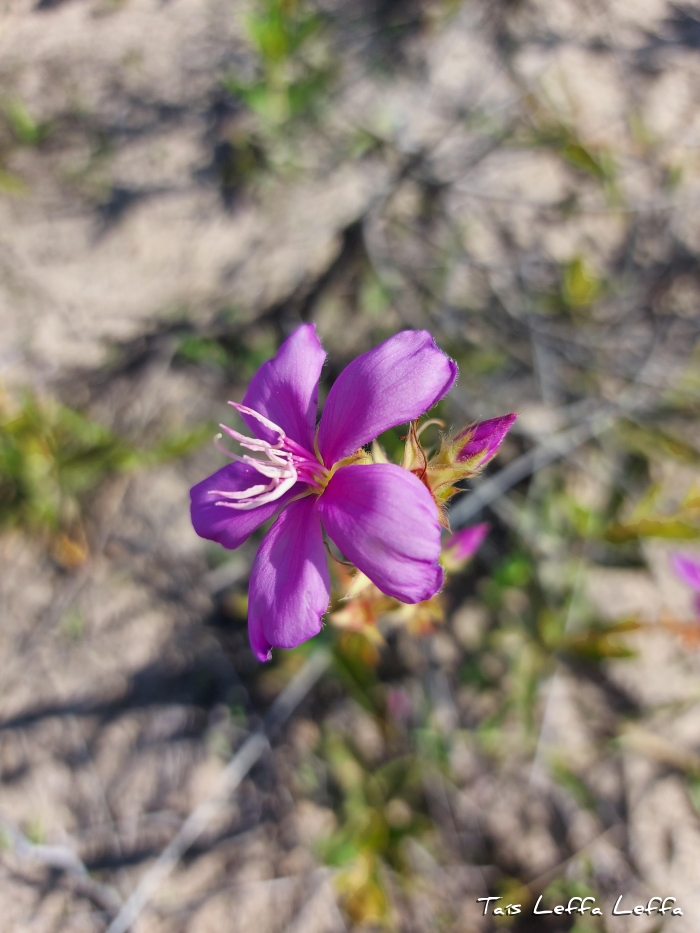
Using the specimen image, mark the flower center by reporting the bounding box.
[208,403,328,511]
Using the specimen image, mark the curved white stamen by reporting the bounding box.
[219,424,281,453]
[213,434,240,461]
[211,403,329,511]
[209,482,276,499]
[228,402,286,446]
[214,472,298,510]
[210,409,299,510]
[229,451,294,477]
[214,435,295,478]
[238,459,293,480]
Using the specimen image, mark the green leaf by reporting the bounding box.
[0,391,209,538]
[619,422,700,465]
[563,257,601,308]
[561,142,611,180]
[605,519,700,543]
[318,833,359,867]
[4,98,48,147]
[551,761,597,809]
[287,71,329,117]
[493,553,532,588]
[143,423,213,464]
[175,336,229,368]
[688,775,700,816]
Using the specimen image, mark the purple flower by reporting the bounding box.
[442,523,489,571]
[671,553,700,619]
[672,554,700,591]
[386,687,413,725]
[191,325,457,660]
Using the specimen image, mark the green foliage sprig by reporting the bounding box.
[0,390,209,563]
[224,0,331,129]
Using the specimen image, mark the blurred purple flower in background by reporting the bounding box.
[671,553,700,619]
[191,324,457,660]
[441,523,490,572]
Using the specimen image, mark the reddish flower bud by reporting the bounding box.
[399,413,517,530]
[455,413,517,470]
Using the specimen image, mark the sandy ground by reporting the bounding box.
[1,0,700,930]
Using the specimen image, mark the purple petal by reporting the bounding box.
[672,553,700,593]
[456,413,517,468]
[317,331,457,467]
[444,523,489,561]
[248,496,330,661]
[318,463,443,603]
[242,324,326,450]
[190,462,306,550]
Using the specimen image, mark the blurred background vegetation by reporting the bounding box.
[1,0,700,931]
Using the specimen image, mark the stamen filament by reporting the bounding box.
[209,483,276,499]
[213,472,297,510]
[209,404,330,510]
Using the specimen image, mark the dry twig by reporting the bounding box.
[0,816,122,915]
[106,648,332,933]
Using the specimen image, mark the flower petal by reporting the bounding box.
[318,463,443,603]
[190,462,305,550]
[248,496,330,661]
[242,323,326,450]
[672,553,700,592]
[317,330,457,467]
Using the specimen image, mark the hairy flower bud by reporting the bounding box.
[401,414,516,528]
[454,414,517,469]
